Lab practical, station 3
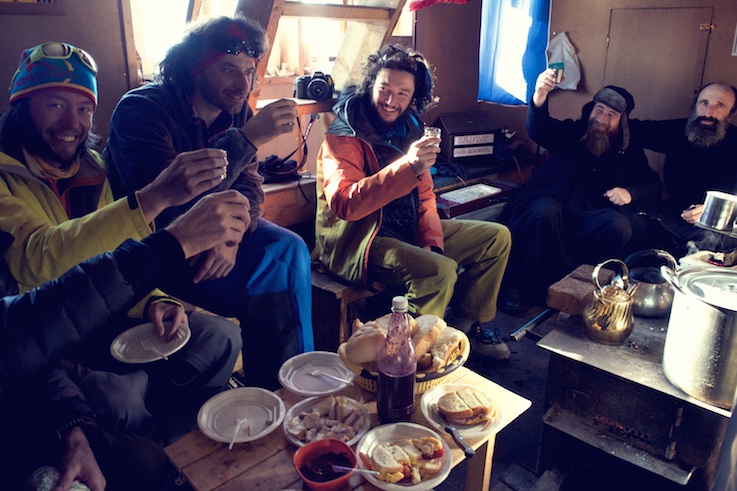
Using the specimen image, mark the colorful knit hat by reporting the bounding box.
[9,42,98,108]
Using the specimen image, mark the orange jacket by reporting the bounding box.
[315,133,443,286]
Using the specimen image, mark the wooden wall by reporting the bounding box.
[0,0,134,145]
[1,0,735,156]
[415,0,737,154]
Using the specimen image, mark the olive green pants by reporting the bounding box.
[368,219,511,322]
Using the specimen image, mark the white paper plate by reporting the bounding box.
[197,387,285,444]
[420,384,503,440]
[356,422,452,490]
[283,395,371,447]
[110,322,191,364]
[278,351,354,396]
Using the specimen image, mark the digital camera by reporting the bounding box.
[294,71,334,101]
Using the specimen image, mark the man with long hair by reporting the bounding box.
[104,14,313,389]
[0,42,243,445]
[0,40,251,488]
[630,82,737,255]
[499,69,663,313]
[315,44,512,360]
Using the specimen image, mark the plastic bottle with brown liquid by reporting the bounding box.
[377,296,416,424]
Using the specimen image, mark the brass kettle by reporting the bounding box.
[582,259,638,345]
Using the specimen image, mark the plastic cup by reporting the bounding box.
[424,126,441,147]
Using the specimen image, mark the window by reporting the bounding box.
[130,0,413,90]
[477,0,550,106]
[129,0,191,80]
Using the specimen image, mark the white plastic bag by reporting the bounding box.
[547,32,581,90]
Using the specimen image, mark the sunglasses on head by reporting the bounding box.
[380,52,426,72]
[26,42,98,73]
[214,38,263,59]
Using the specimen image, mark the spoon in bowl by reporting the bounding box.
[332,465,380,476]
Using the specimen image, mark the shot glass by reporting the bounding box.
[549,62,564,84]
[424,126,441,147]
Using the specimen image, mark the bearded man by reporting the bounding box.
[499,70,662,313]
[630,82,737,255]
[104,15,314,389]
[0,42,248,488]
[315,44,512,360]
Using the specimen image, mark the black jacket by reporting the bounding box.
[0,230,185,440]
[630,118,737,214]
[521,100,662,214]
[104,82,262,230]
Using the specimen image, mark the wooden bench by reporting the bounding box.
[310,268,380,351]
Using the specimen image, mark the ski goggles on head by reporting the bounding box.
[25,42,98,74]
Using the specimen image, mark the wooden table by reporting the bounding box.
[165,366,531,491]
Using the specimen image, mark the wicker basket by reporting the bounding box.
[337,328,470,394]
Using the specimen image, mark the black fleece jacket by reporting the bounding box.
[521,100,662,213]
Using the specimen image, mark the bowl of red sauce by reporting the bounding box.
[293,438,356,491]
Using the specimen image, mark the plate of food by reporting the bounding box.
[197,387,285,444]
[283,394,371,447]
[420,384,502,440]
[355,422,451,490]
[110,322,190,364]
[279,351,355,397]
[338,314,469,394]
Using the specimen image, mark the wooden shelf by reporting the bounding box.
[262,177,316,227]
[255,97,336,116]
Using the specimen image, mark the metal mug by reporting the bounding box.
[698,190,737,231]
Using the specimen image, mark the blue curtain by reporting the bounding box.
[478,0,551,106]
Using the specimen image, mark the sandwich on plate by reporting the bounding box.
[436,387,498,426]
[365,436,444,484]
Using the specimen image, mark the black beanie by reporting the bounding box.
[593,85,635,150]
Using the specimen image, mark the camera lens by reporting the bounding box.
[307,79,329,101]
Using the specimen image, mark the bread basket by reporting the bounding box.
[337,329,470,394]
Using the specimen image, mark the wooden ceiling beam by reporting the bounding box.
[282,4,392,21]
[235,0,286,110]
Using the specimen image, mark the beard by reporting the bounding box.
[367,100,410,135]
[18,117,85,168]
[685,114,729,148]
[197,75,249,116]
[580,121,617,158]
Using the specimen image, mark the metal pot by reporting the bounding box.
[661,266,737,409]
[698,190,737,231]
[624,249,677,318]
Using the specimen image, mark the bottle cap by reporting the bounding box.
[392,296,409,311]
